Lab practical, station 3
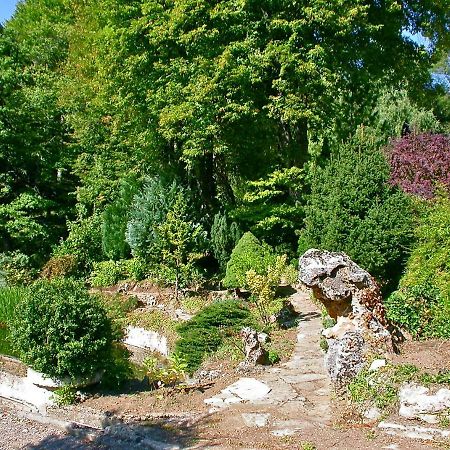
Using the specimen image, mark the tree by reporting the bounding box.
[210,211,241,273]
[156,193,207,296]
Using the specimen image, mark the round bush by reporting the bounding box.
[12,278,113,380]
[223,232,275,288]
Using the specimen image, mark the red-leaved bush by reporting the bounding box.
[387,133,450,199]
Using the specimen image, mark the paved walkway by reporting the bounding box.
[211,290,332,438]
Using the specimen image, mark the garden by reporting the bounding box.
[0,0,449,447]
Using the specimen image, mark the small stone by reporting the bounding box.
[271,428,296,437]
[364,407,382,420]
[369,359,386,372]
[241,413,271,427]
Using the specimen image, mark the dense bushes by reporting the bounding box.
[385,283,450,339]
[54,215,103,275]
[175,300,254,372]
[400,193,450,298]
[223,232,275,288]
[298,138,413,287]
[12,278,113,379]
[387,133,450,199]
[384,193,450,339]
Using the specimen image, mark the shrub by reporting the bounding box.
[232,167,304,254]
[210,211,241,272]
[0,251,37,286]
[143,353,188,388]
[40,255,77,280]
[246,255,290,325]
[385,283,450,339]
[125,177,179,261]
[121,257,148,281]
[298,138,413,288]
[54,214,103,275]
[223,232,275,288]
[175,300,254,372]
[12,278,114,380]
[400,193,450,299]
[89,260,124,287]
[387,133,450,199]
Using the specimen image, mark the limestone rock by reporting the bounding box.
[399,383,450,424]
[299,249,394,385]
[123,326,169,356]
[239,327,268,367]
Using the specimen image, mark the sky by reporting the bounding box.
[0,0,19,25]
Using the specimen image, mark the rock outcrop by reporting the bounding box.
[299,249,394,385]
[239,327,268,367]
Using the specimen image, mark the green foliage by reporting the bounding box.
[54,214,103,275]
[246,255,290,325]
[12,278,114,380]
[120,258,149,282]
[102,178,139,260]
[143,353,188,388]
[99,294,139,340]
[40,255,77,280]
[53,386,77,406]
[210,211,241,273]
[89,260,124,288]
[155,193,207,291]
[175,300,254,372]
[125,177,179,261]
[223,232,275,289]
[385,283,450,339]
[363,89,440,148]
[400,193,450,299]
[298,137,413,287]
[0,251,37,286]
[233,167,304,254]
[0,286,26,325]
[181,296,210,315]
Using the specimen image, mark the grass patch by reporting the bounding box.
[0,286,26,325]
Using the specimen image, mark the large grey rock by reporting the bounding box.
[399,383,450,424]
[299,249,394,385]
[123,326,169,356]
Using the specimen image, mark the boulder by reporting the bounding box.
[299,249,394,385]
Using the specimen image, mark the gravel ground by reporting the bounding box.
[0,400,90,449]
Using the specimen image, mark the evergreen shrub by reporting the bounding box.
[298,138,413,287]
[12,278,114,380]
[175,300,254,372]
[210,211,241,272]
[223,232,275,288]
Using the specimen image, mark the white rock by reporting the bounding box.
[369,359,386,372]
[364,406,382,420]
[241,413,271,427]
[123,326,168,356]
[271,428,296,437]
[378,421,450,441]
[221,378,271,401]
[204,397,224,406]
[399,383,450,424]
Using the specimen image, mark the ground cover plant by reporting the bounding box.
[175,300,255,372]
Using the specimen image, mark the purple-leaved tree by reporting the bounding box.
[387,133,450,199]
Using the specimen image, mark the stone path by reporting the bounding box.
[252,290,331,434]
[208,290,332,438]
